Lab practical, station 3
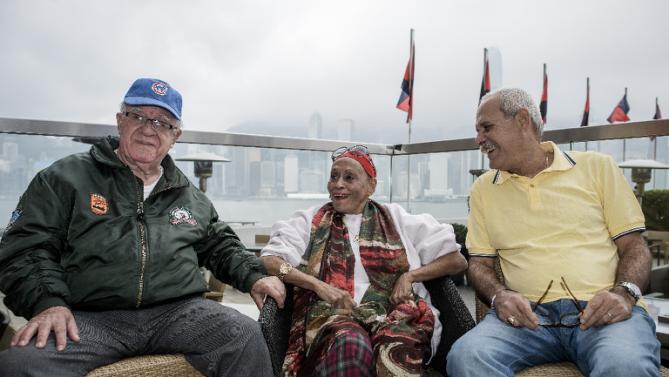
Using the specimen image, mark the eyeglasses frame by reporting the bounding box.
[531,276,584,327]
[331,145,370,161]
[123,111,179,133]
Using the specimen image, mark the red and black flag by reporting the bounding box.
[479,48,490,104]
[540,63,548,124]
[396,29,415,123]
[580,77,590,127]
[607,88,631,123]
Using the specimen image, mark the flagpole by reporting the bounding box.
[478,48,488,106]
[584,77,590,151]
[653,97,659,160]
[540,63,547,125]
[479,48,488,170]
[622,88,628,160]
[406,29,414,212]
[407,123,411,211]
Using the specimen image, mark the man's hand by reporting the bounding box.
[579,289,634,330]
[390,272,415,305]
[250,276,286,310]
[494,289,540,330]
[11,306,79,351]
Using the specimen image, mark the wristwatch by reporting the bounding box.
[278,262,293,282]
[616,281,641,303]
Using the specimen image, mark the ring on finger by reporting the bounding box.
[607,312,613,319]
[507,316,517,326]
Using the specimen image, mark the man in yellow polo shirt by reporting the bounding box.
[447,88,660,376]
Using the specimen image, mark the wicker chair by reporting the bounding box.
[86,354,204,377]
[258,276,476,377]
[647,230,669,266]
[474,258,669,377]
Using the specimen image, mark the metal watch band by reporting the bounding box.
[616,281,641,302]
[278,262,293,282]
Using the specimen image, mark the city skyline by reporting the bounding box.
[0,127,667,226]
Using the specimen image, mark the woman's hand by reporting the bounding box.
[315,282,356,314]
[261,255,356,313]
[390,272,415,305]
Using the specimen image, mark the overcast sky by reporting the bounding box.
[0,0,667,144]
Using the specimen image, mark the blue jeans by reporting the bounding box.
[447,299,660,377]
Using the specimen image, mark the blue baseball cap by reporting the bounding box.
[123,78,182,120]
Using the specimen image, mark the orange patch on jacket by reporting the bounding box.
[90,193,108,215]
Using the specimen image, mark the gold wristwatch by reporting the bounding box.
[278,262,293,281]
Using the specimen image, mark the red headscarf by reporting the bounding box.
[335,150,377,178]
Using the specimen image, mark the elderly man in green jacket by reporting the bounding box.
[0,78,285,377]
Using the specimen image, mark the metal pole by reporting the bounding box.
[389,151,394,202]
[406,29,414,212]
[623,139,627,161]
[407,121,411,212]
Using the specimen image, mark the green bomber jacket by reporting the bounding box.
[0,136,266,318]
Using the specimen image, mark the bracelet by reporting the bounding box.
[490,288,509,308]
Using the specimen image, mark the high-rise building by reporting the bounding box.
[284,154,299,193]
[425,153,449,198]
[300,169,323,193]
[259,160,276,196]
[337,119,354,141]
[308,112,323,139]
[448,151,478,196]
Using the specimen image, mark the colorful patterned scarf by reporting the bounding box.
[281,200,434,377]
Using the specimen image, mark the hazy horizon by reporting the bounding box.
[1,0,667,144]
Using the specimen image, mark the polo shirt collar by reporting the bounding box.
[491,141,576,184]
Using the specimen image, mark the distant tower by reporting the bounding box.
[337,119,354,141]
[284,154,299,193]
[260,161,275,196]
[247,149,262,196]
[308,113,323,139]
[427,154,450,196]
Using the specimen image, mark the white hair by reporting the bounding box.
[481,88,543,137]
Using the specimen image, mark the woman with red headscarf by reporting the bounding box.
[261,145,467,377]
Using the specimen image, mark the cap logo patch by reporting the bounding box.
[90,193,108,215]
[169,207,197,226]
[151,81,168,96]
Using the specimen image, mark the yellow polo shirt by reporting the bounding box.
[467,142,645,303]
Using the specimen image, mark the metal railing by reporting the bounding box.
[398,119,669,154]
[0,117,391,155]
[2,116,668,155]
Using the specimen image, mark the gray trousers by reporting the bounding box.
[0,296,273,377]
